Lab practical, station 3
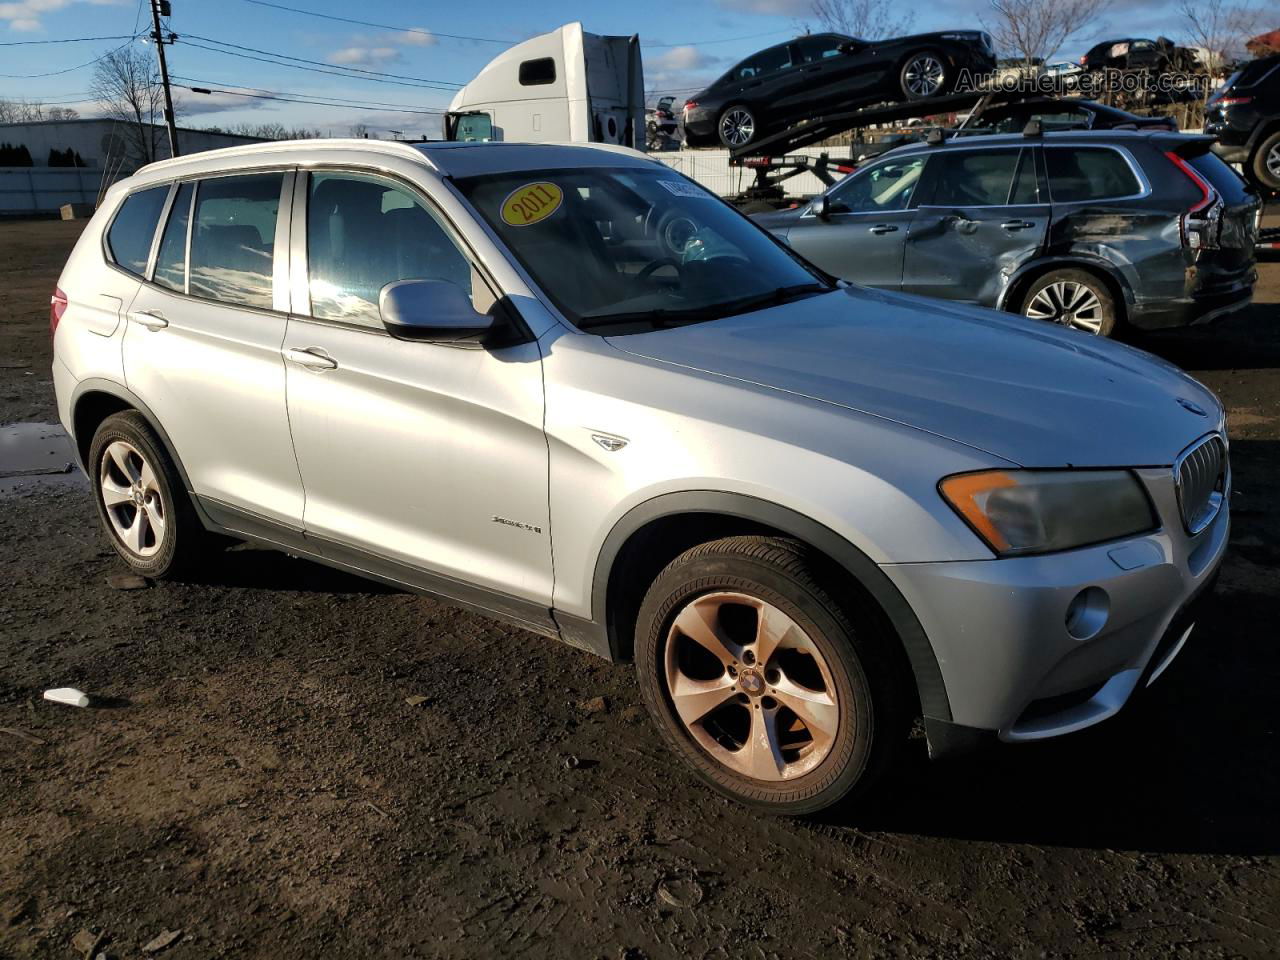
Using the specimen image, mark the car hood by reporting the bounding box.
[750,207,805,234]
[605,286,1221,468]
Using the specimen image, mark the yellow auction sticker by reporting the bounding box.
[501,181,563,226]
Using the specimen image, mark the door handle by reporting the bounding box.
[1001,220,1035,231]
[868,224,899,235]
[129,310,168,331]
[286,347,338,370]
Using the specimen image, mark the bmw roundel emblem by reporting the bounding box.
[1176,397,1208,417]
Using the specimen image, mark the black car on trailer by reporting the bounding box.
[682,31,997,149]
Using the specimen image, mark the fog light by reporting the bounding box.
[1065,587,1109,641]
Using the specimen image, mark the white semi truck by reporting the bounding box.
[444,22,643,148]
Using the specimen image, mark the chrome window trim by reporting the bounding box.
[143,182,178,283]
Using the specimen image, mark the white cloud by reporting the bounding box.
[181,89,270,116]
[715,0,811,14]
[652,45,719,72]
[397,27,437,47]
[328,46,401,66]
[0,0,125,32]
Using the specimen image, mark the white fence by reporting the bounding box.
[654,147,852,199]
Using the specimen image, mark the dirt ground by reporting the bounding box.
[1,215,1278,960]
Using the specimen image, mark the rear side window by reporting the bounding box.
[1046,148,1141,202]
[106,185,168,277]
[153,181,194,293]
[519,57,556,86]
[927,150,1021,206]
[306,172,474,327]
[189,173,283,310]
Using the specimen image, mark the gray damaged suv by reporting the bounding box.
[52,140,1228,815]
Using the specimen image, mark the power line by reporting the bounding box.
[179,36,463,90]
[237,0,790,48]
[0,35,138,46]
[174,77,446,114]
[0,36,140,79]
[184,34,462,87]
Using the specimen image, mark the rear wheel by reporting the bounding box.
[89,411,210,579]
[1252,129,1280,191]
[635,536,907,815]
[1021,268,1117,336]
[718,105,758,149]
[900,50,948,100]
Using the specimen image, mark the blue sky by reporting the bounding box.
[1,0,1204,136]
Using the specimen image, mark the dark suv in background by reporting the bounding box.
[1205,53,1280,192]
[683,31,996,149]
[754,130,1258,336]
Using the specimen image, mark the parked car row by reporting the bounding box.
[753,129,1260,336]
[1205,52,1280,192]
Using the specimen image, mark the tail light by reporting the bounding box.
[1165,151,1220,251]
[50,286,68,341]
[1078,55,1087,65]
[683,100,697,113]
[1213,96,1252,107]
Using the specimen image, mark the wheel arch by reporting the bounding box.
[70,379,207,522]
[999,256,1134,323]
[590,491,951,722]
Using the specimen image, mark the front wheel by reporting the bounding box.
[634,536,907,815]
[899,51,948,100]
[1021,269,1117,336]
[1251,130,1280,191]
[718,105,758,149]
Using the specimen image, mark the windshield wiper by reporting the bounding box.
[577,283,833,331]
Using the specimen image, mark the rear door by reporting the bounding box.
[783,153,928,288]
[123,170,304,527]
[902,146,1049,305]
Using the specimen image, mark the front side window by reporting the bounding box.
[106,185,169,277]
[455,167,828,331]
[189,173,282,310]
[307,173,473,327]
[927,150,1022,206]
[828,156,926,213]
[796,35,844,62]
[1046,148,1141,202]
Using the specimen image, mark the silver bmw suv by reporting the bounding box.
[52,139,1228,815]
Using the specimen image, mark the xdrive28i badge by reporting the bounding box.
[1177,397,1208,417]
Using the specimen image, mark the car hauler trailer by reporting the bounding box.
[444,22,643,148]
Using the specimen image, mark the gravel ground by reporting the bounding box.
[1,216,1278,959]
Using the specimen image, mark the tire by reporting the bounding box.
[88,410,210,579]
[1020,268,1117,337]
[717,104,758,149]
[634,536,909,816]
[899,50,948,101]
[1251,129,1280,192]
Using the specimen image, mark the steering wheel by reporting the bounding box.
[636,257,684,281]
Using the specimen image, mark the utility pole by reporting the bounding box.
[149,0,179,158]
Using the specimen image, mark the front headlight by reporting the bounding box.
[938,470,1156,557]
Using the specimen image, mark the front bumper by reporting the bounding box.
[884,461,1228,749]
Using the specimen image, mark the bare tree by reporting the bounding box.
[91,47,169,166]
[47,107,80,121]
[810,0,915,40]
[982,0,1107,66]
[1177,0,1258,71]
[348,122,371,139]
[0,98,48,122]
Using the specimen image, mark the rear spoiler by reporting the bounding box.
[1164,134,1217,158]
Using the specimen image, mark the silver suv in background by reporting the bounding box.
[52,140,1228,815]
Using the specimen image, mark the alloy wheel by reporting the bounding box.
[1025,281,1106,334]
[99,440,166,558]
[904,56,945,97]
[663,591,840,781]
[1267,142,1280,181]
[719,108,755,148]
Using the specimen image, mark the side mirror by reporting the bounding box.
[379,279,495,344]
[813,194,831,219]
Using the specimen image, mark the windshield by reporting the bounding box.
[453,167,830,331]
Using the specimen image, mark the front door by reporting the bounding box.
[123,171,304,527]
[903,146,1049,305]
[783,153,928,288]
[281,171,553,618]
